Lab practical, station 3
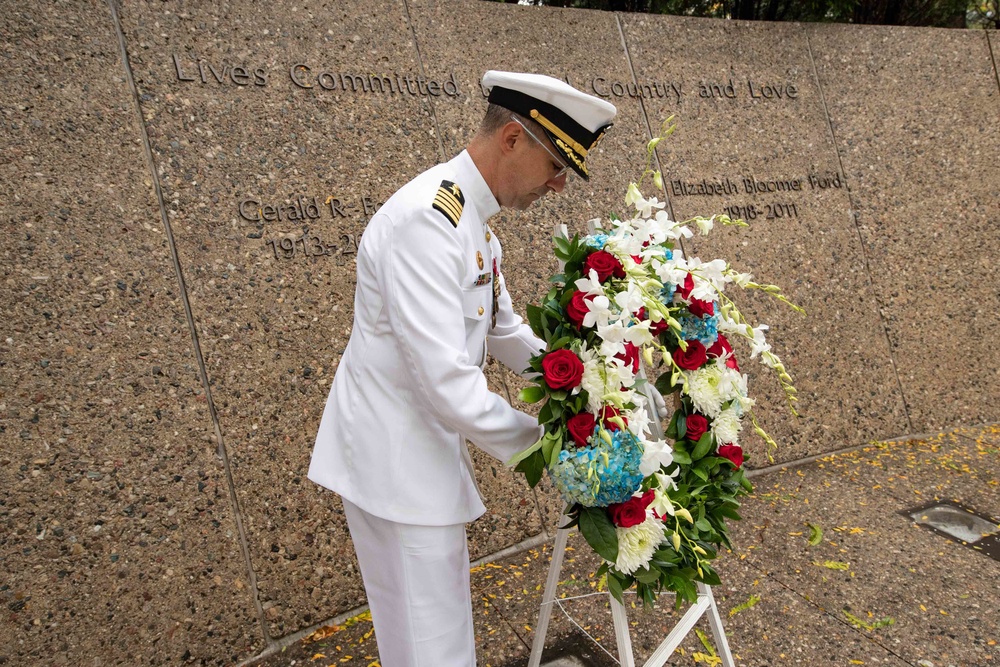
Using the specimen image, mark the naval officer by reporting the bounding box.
[309,71,617,667]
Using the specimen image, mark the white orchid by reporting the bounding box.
[639,437,674,476]
[694,215,715,235]
[574,268,606,298]
[614,280,646,319]
[749,324,771,358]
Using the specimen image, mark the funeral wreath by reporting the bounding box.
[509,118,804,607]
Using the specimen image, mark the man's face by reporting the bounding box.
[505,122,570,211]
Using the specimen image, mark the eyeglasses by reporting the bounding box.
[511,116,571,179]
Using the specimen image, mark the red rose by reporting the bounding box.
[651,319,670,336]
[677,273,695,300]
[718,444,744,468]
[566,412,596,447]
[607,491,655,528]
[565,291,590,329]
[583,250,625,283]
[615,342,640,374]
[541,349,584,390]
[672,340,707,371]
[684,413,709,442]
[707,334,732,358]
[599,405,628,431]
[708,334,740,371]
[688,298,715,318]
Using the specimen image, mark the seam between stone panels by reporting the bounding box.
[235,529,552,667]
[401,0,447,162]
[987,30,1000,101]
[105,0,272,646]
[804,25,914,435]
[616,13,684,256]
[746,560,916,665]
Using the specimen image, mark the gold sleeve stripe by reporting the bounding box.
[434,193,463,219]
[530,109,588,157]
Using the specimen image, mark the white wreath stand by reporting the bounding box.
[526,225,736,667]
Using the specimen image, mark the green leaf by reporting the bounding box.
[505,436,543,467]
[665,410,681,440]
[671,449,692,466]
[549,335,574,350]
[606,570,624,603]
[543,430,564,468]
[654,373,676,396]
[514,450,545,488]
[718,506,742,521]
[691,432,714,461]
[699,566,721,587]
[517,386,546,404]
[634,567,660,584]
[525,304,545,339]
[538,401,554,424]
[807,522,823,546]
[578,507,619,563]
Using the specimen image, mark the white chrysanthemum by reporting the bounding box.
[711,405,743,446]
[614,514,666,575]
[684,365,725,418]
[639,437,674,476]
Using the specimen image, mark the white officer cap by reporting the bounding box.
[482,70,617,180]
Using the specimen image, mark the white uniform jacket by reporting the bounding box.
[308,150,545,526]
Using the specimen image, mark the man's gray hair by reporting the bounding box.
[479,103,544,136]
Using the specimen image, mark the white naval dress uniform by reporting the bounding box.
[308,149,545,667]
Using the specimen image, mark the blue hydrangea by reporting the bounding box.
[585,233,609,250]
[661,283,676,303]
[677,308,719,347]
[548,428,644,507]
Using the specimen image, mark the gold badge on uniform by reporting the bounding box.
[432,180,464,228]
[476,251,484,270]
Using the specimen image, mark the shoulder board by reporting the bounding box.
[432,180,464,228]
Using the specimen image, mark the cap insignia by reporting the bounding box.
[433,180,464,228]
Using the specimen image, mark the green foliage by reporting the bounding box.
[487,0,976,27]
[578,506,619,562]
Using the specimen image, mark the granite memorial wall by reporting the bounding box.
[1,0,997,664]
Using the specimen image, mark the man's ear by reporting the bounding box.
[498,121,523,156]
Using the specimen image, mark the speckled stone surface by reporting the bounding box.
[115,0,448,638]
[620,14,911,467]
[243,426,999,667]
[0,2,261,665]
[808,23,1000,434]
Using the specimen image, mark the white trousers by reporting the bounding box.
[342,498,476,667]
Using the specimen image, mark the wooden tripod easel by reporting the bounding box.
[527,225,736,667]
